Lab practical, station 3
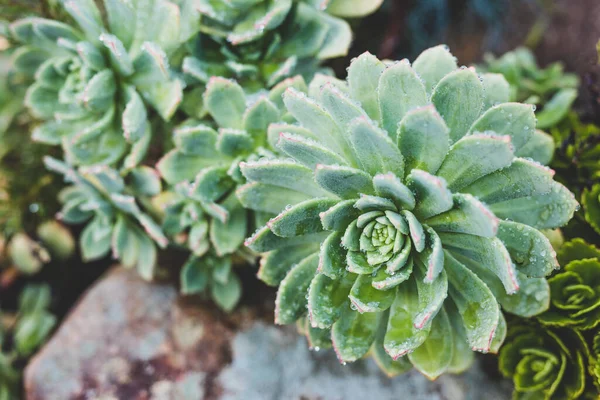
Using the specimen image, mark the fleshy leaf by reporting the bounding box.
[378,60,428,141]
[431,68,484,143]
[275,254,319,324]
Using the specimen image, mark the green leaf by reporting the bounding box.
[384,279,431,359]
[583,184,600,236]
[347,116,404,177]
[99,33,134,76]
[258,242,316,285]
[515,129,554,166]
[444,251,500,352]
[489,180,578,230]
[481,73,510,110]
[211,274,242,312]
[243,97,280,138]
[440,233,519,294]
[268,198,337,237]
[372,173,415,210]
[412,45,458,95]
[275,253,319,324]
[557,239,600,266]
[407,169,453,220]
[325,0,384,17]
[497,220,558,278]
[431,68,484,143]
[469,102,535,151]
[331,305,378,362]
[314,164,374,198]
[408,307,453,379]
[277,132,347,169]
[536,88,578,129]
[180,257,209,295]
[173,124,218,156]
[371,310,413,377]
[244,226,329,253]
[308,272,355,329]
[241,159,328,197]
[349,275,396,313]
[414,227,445,282]
[210,195,247,256]
[283,88,351,157]
[413,261,448,329]
[204,77,247,129]
[397,105,450,176]
[63,0,103,42]
[425,193,499,238]
[237,182,312,214]
[436,134,514,192]
[319,231,347,278]
[378,60,428,141]
[347,52,386,121]
[80,218,111,261]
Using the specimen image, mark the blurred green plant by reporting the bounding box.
[499,320,589,400]
[0,285,56,400]
[480,47,579,129]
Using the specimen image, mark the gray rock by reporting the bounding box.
[25,268,511,400]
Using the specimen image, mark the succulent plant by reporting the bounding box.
[538,239,600,330]
[182,0,382,94]
[592,331,600,393]
[240,46,578,378]
[44,156,167,279]
[156,75,312,310]
[499,320,589,400]
[582,184,600,236]
[480,47,579,129]
[0,284,56,400]
[10,0,196,168]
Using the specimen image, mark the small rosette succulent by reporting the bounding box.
[240,46,578,378]
[182,0,381,92]
[582,184,600,236]
[156,76,308,309]
[10,0,194,167]
[499,321,589,400]
[44,156,167,279]
[538,239,600,330]
[480,47,579,129]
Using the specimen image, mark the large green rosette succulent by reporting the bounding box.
[10,0,196,167]
[156,75,309,310]
[239,46,578,378]
[182,0,382,94]
[499,321,589,400]
[538,239,600,331]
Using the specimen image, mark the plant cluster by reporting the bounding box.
[0,29,73,399]
[0,0,598,397]
[480,47,580,129]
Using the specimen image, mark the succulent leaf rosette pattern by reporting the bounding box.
[44,156,168,279]
[538,239,600,331]
[10,0,193,167]
[183,0,382,92]
[156,75,309,309]
[239,46,578,377]
[499,321,589,400]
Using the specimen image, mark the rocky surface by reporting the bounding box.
[25,268,511,400]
